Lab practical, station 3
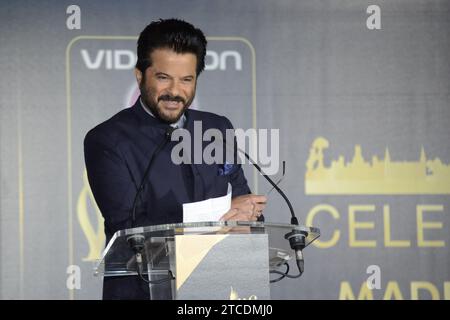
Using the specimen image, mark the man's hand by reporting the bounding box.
[220,194,267,221]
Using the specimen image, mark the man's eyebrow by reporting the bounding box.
[155,72,195,80]
[155,72,171,77]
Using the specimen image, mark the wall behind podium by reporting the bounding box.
[0,0,449,299]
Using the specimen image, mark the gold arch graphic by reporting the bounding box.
[305,137,450,195]
[76,169,105,261]
[66,35,259,299]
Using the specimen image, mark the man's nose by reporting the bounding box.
[167,80,181,97]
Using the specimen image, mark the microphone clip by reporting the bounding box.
[284,229,308,252]
[127,234,145,254]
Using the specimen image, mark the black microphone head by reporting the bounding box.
[284,230,308,251]
[127,234,145,254]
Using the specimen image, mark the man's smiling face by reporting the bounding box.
[136,48,197,124]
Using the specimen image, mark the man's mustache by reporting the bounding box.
[158,94,186,104]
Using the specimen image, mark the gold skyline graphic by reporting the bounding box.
[305,137,450,195]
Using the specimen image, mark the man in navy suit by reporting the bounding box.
[84,18,267,299]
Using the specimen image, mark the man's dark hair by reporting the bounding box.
[136,18,207,76]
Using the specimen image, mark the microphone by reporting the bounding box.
[240,151,298,225]
[220,133,299,225]
[127,126,175,253]
[126,126,176,286]
[237,142,307,276]
[219,131,307,280]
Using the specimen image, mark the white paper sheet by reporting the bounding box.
[183,183,232,223]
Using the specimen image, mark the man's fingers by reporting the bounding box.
[250,195,267,204]
[230,203,264,217]
[220,208,238,221]
[224,194,267,222]
[220,208,260,222]
[254,203,266,212]
[226,212,258,222]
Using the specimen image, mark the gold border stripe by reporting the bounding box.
[17,97,24,299]
[65,36,258,300]
[65,36,139,300]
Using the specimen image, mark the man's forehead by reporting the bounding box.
[148,49,197,75]
[150,48,196,61]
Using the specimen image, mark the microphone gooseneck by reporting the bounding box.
[220,131,307,281]
[237,143,306,279]
[240,152,298,226]
[127,127,175,254]
[127,126,176,285]
[221,134,299,226]
[129,126,175,231]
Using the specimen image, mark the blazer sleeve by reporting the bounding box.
[84,128,142,239]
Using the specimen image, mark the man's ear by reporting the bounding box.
[135,68,143,87]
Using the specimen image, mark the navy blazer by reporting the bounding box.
[84,98,251,299]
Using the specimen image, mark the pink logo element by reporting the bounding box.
[124,85,140,109]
